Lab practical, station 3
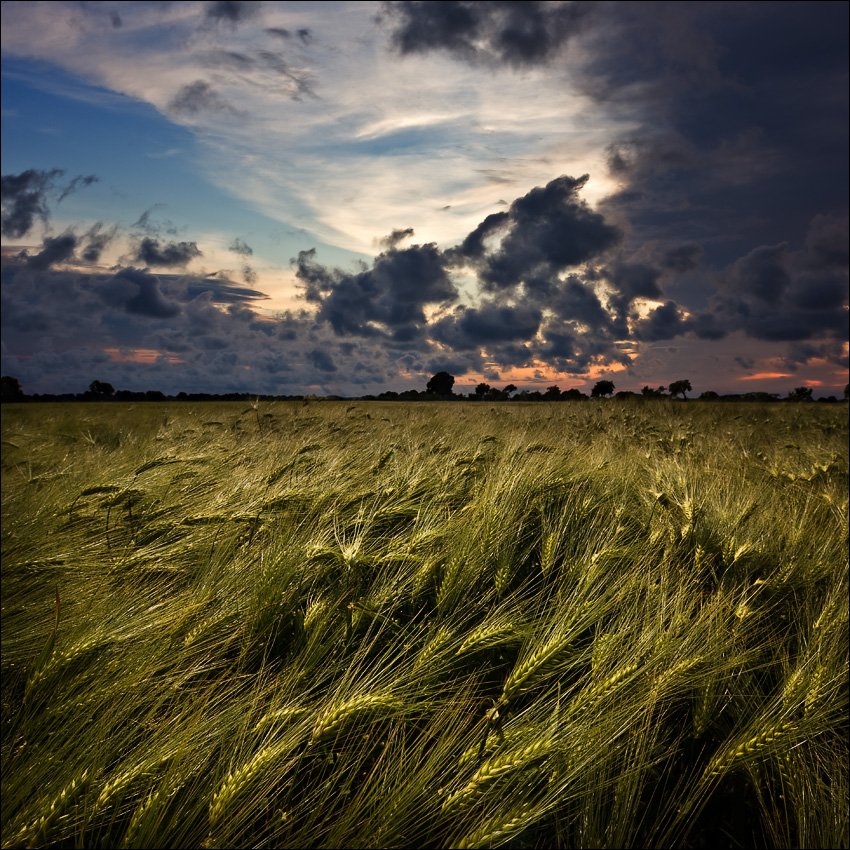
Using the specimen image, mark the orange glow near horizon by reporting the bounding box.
[738,372,793,381]
[104,348,185,365]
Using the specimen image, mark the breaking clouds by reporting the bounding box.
[1,1,847,396]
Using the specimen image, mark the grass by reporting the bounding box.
[2,399,847,848]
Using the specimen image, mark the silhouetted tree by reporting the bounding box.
[668,379,692,399]
[1,376,25,402]
[89,380,115,397]
[561,388,587,401]
[641,385,667,399]
[591,380,615,399]
[475,383,491,399]
[788,386,813,402]
[544,385,561,400]
[699,390,720,401]
[426,371,455,398]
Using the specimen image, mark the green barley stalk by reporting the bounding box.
[454,795,541,849]
[209,742,287,827]
[310,692,401,745]
[704,720,797,779]
[442,732,554,815]
[501,631,575,704]
[10,768,89,849]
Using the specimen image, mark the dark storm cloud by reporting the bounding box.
[27,233,77,270]
[168,81,238,117]
[384,0,594,68]
[379,227,415,249]
[103,268,181,318]
[662,243,703,274]
[604,263,663,303]
[136,237,202,268]
[801,213,849,271]
[431,303,542,349]
[550,274,614,330]
[229,237,253,257]
[81,223,118,263]
[295,243,457,336]
[1,169,63,237]
[727,244,791,305]
[451,211,509,260]
[308,349,337,372]
[204,1,261,27]
[454,175,621,292]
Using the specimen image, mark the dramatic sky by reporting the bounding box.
[2,1,848,397]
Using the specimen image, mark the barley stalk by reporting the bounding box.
[310,693,400,745]
[12,768,89,849]
[457,621,516,656]
[209,743,286,827]
[541,532,557,575]
[454,795,540,849]
[501,632,574,703]
[442,733,553,815]
[705,720,797,779]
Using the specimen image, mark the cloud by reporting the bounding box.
[662,243,703,274]
[1,168,63,237]
[56,173,98,203]
[308,349,337,372]
[727,244,791,305]
[81,223,118,263]
[168,81,239,117]
[136,237,202,268]
[454,175,621,292]
[103,268,181,318]
[229,237,253,256]
[378,227,415,249]
[431,302,543,349]
[296,242,457,337]
[204,1,261,28]
[28,232,78,270]
[266,27,314,44]
[384,0,594,68]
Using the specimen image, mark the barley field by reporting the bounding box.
[2,400,847,849]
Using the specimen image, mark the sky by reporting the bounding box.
[1,1,848,398]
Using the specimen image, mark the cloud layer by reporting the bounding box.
[1,1,847,396]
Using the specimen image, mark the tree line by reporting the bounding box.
[1,374,847,404]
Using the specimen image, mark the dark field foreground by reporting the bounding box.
[2,401,848,848]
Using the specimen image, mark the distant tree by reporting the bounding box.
[561,388,587,401]
[591,380,615,399]
[641,385,667,399]
[89,380,116,397]
[699,390,719,401]
[475,383,491,399]
[668,379,692,399]
[502,384,517,399]
[543,385,561,400]
[1,375,25,402]
[788,386,813,402]
[426,371,455,398]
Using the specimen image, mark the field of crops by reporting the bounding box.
[2,400,848,849]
